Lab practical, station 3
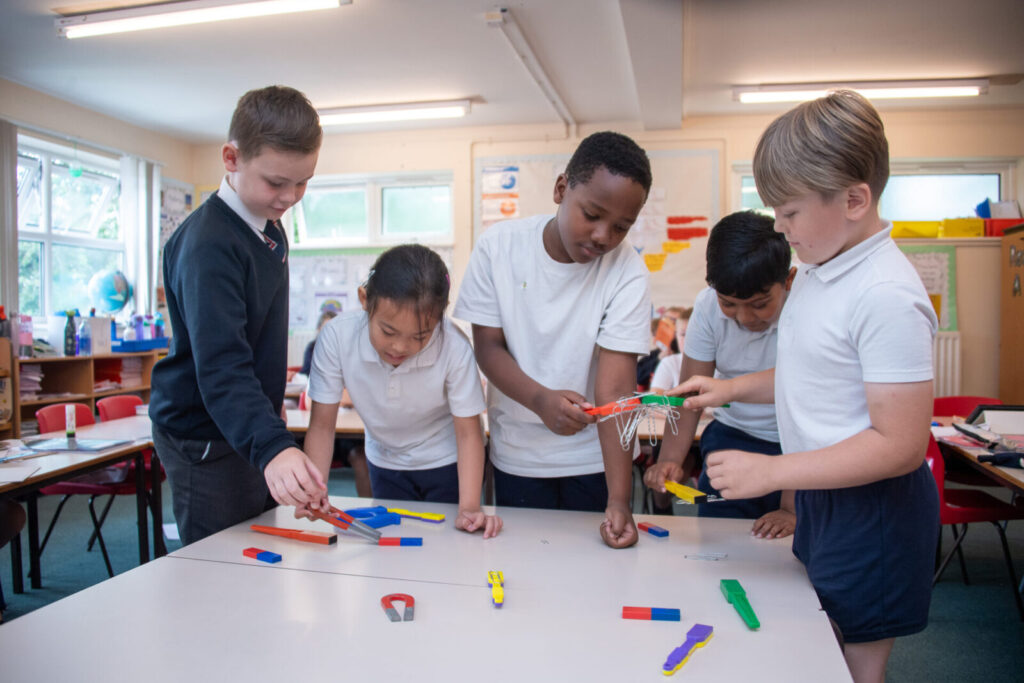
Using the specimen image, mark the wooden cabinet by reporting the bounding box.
[1000,225,1024,403]
[12,351,158,437]
[0,338,12,440]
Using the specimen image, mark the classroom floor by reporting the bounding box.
[2,469,1022,681]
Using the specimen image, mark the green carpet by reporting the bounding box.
[2,471,1021,681]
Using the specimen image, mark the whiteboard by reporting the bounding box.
[473,149,719,311]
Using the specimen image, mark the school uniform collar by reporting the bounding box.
[218,175,269,239]
[806,222,893,283]
[357,311,444,373]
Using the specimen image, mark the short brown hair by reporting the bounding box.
[228,85,322,159]
[753,90,889,207]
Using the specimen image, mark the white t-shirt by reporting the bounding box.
[684,286,781,443]
[307,311,486,470]
[453,214,652,477]
[775,225,938,454]
[650,354,682,393]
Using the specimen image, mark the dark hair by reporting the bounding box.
[228,85,322,159]
[364,245,450,323]
[564,131,652,195]
[705,211,791,298]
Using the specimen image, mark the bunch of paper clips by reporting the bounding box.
[585,393,684,449]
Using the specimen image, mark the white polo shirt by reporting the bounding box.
[775,225,937,455]
[683,286,781,443]
[650,354,683,393]
[307,311,486,471]
[453,214,652,477]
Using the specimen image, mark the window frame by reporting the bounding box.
[730,159,1017,219]
[16,136,126,318]
[287,171,454,250]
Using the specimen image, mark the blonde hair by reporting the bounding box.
[753,90,889,207]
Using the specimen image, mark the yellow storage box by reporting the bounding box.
[939,218,985,238]
[891,221,940,238]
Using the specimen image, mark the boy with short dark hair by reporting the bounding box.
[676,91,939,683]
[455,131,652,549]
[151,85,328,545]
[645,211,796,538]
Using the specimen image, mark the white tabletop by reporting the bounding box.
[0,496,850,682]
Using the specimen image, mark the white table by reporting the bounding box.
[0,415,160,590]
[0,496,850,682]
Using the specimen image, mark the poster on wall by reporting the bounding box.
[899,244,958,332]
[480,165,520,229]
[288,247,453,331]
[474,148,720,311]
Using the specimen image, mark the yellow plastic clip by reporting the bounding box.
[387,508,446,523]
[488,570,504,607]
[663,480,708,505]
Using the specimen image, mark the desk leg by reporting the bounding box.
[150,452,166,557]
[135,453,149,564]
[27,493,40,590]
[10,531,22,594]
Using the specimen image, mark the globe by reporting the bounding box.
[88,269,133,314]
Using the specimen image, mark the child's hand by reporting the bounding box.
[263,446,328,509]
[666,375,730,411]
[643,460,685,492]
[536,389,596,435]
[704,449,777,500]
[455,507,503,539]
[750,508,796,539]
[599,502,638,549]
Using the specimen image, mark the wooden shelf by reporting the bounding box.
[93,385,151,398]
[11,351,158,438]
[19,393,91,407]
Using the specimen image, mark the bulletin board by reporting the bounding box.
[288,247,454,331]
[898,243,958,331]
[473,148,720,312]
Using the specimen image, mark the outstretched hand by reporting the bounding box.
[264,447,329,510]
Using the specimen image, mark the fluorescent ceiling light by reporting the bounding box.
[56,0,348,39]
[318,100,472,126]
[734,79,989,104]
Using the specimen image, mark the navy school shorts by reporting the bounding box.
[793,461,940,643]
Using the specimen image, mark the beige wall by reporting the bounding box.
[0,78,194,180]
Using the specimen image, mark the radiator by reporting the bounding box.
[933,331,961,398]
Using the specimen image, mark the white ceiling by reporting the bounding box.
[1,0,1022,144]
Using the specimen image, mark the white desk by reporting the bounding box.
[0,415,160,590]
[0,496,850,682]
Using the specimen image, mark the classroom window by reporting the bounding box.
[382,185,452,236]
[288,172,454,248]
[16,137,125,317]
[879,174,1000,221]
[732,161,1015,222]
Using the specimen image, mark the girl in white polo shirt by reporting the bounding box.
[303,245,502,539]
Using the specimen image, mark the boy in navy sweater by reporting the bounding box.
[151,86,327,544]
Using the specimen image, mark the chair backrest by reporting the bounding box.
[298,390,308,411]
[35,403,96,433]
[933,396,1003,418]
[97,395,144,421]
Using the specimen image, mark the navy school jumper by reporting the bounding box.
[150,192,297,470]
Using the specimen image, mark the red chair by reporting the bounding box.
[35,402,150,577]
[96,394,143,421]
[927,435,1024,620]
[96,396,166,553]
[934,396,1003,420]
[298,390,309,410]
[934,396,1004,487]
